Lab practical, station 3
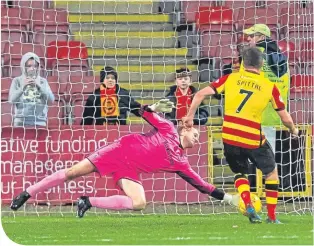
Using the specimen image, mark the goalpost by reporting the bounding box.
[1,0,313,216]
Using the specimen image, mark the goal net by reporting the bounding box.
[1,0,313,216]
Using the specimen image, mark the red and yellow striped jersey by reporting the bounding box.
[210,70,285,149]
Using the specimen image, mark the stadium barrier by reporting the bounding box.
[1,125,209,205]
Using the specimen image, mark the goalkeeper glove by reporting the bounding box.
[221,194,240,207]
[289,127,299,138]
[148,99,175,113]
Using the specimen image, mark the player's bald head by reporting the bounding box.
[178,126,200,149]
[242,47,263,70]
[178,125,199,135]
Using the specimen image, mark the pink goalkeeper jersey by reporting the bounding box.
[99,106,216,195]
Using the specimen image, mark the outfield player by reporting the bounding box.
[183,48,298,224]
[11,99,237,217]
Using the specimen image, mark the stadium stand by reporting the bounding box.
[1,7,29,44]
[201,31,236,58]
[1,0,312,124]
[280,3,314,42]
[301,41,314,74]
[222,0,257,17]
[181,1,213,24]
[195,6,234,32]
[12,0,49,19]
[0,77,11,97]
[1,101,13,127]
[290,75,314,124]
[47,97,67,127]
[31,8,69,46]
[46,41,89,77]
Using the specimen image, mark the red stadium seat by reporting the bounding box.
[289,100,314,124]
[46,76,70,128]
[181,1,213,24]
[237,7,279,40]
[3,42,46,78]
[46,76,68,97]
[64,76,99,102]
[46,41,89,77]
[47,96,67,126]
[1,101,13,127]
[12,0,48,20]
[1,92,9,101]
[66,76,100,125]
[290,75,314,93]
[196,6,235,58]
[305,66,314,75]
[30,9,69,46]
[68,76,100,85]
[66,76,99,93]
[214,44,238,71]
[1,41,8,56]
[263,1,289,15]
[201,32,236,57]
[1,7,28,44]
[280,7,314,41]
[300,42,314,74]
[223,1,257,18]
[13,0,48,9]
[46,41,89,66]
[1,77,12,96]
[223,0,257,8]
[289,75,314,124]
[1,7,29,25]
[51,60,90,78]
[70,94,92,125]
[288,65,300,76]
[277,40,301,75]
[215,44,237,65]
[195,6,234,32]
[301,42,314,62]
[277,40,299,63]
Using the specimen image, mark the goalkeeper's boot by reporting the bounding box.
[246,204,262,224]
[77,196,92,218]
[10,191,31,211]
[266,217,283,224]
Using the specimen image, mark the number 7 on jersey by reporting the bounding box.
[236,89,253,113]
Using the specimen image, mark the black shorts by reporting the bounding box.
[223,141,276,175]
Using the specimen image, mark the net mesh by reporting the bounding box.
[1,0,313,216]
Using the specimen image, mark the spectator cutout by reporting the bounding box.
[165,68,209,126]
[81,66,141,125]
[9,52,54,127]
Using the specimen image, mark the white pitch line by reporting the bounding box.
[208,237,229,240]
[259,235,299,239]
[99,239,113,242]
[167,236,229,241]
[173,237,191,240]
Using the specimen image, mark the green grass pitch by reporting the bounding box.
[2,214,313,245]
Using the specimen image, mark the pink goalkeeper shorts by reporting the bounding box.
[86,142,141,186]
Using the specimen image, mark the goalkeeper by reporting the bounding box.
[11,99,237,217]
